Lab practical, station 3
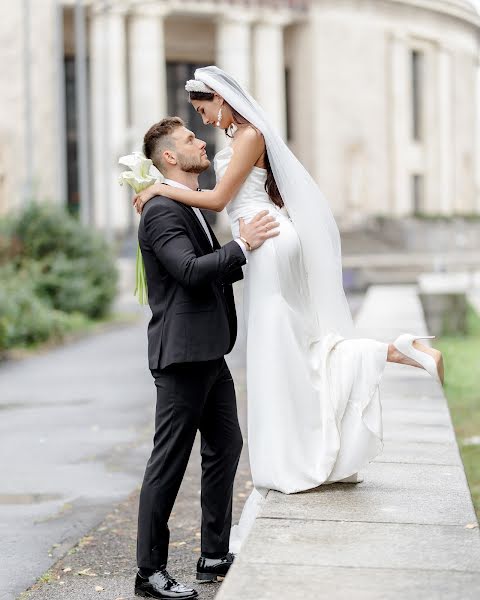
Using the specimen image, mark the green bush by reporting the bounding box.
[7,203,118,319]
[0,264,88,351]
[0,202,118,352]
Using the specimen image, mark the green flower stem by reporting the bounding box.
[118,153,159,305]
[135,243,148,305]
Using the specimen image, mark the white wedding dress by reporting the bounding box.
[214,146,389,551]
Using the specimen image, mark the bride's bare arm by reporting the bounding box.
[134,127,265,213]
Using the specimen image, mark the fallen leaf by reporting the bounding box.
[78,568,97,577]
[95,585,104,591]
[465,522,479,529]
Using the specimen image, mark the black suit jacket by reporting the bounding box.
[138,195,246,370]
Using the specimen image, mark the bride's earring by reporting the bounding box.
[216,107,223,128]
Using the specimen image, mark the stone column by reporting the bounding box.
[252,17,288,138]
[89,5,109,233]
[109,6,129,233]
[475,58,480,213]
[90,4,129,235]
[215,15,253,150]
[437,47,454,216]
[216,16,252,91]
[215,15,253,231]
[128,4,168,150]
[389,34,410,217]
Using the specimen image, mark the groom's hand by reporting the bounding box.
[239,210,280,250]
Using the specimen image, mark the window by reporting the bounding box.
[64,56,79,215]
[411,49,423,141]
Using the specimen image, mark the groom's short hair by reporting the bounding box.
[144,117,185,171]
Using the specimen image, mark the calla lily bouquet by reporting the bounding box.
[118,152,164,304]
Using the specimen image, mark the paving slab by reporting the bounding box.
[264,462,476,526]
[375,439,461,466]
[237,518,480,572]
[218,563,480,600]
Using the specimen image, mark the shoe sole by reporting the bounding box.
[135,589,198,599]
[196,572,226,583]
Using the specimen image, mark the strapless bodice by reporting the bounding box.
[214,146,289,237]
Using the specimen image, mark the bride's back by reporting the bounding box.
[214,145,287,238]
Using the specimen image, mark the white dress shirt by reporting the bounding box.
[163,178,248,257]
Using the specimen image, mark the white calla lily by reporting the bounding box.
[118,151,164,304]
[118,152,163,194]
[119,152,150,177]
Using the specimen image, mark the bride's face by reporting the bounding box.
[191,95,232,129]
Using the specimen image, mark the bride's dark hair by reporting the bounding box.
[189,91,284,208]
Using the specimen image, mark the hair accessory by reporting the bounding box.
[185,79,214,94]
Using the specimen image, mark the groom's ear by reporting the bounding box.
[162,149,177,166]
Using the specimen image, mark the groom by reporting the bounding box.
[134,117,279,599]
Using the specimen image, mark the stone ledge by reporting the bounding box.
[216,285,480,599]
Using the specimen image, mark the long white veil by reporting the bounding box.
[194,66,354,338]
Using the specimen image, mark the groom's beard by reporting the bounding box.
[177,151,210,174]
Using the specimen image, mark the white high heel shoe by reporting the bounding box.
[392,334,444,385]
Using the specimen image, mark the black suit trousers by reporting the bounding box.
[136,358,243,570]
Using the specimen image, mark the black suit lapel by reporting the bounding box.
[176,202,214,254]
[204,217,221,250]
[161,183,218,252]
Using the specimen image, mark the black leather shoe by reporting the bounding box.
[135,569,198,598]
[196,552,235,582]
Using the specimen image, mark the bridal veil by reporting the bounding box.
[193,66,354,342]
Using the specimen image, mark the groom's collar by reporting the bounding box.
[163,178,199,192]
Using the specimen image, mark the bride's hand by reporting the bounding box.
[133,182,166,214]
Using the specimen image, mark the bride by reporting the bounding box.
[133,65,444,545]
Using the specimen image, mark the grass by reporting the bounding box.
[437,304,480,520]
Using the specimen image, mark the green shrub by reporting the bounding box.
[7,203,118,319]
[0,264,88,351]
[0,202,118,352]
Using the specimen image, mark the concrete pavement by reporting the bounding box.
[0,311,155,600]
[0,274,250,600]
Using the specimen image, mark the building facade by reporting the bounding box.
[1,0,479,234]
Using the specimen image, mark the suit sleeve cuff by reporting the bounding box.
[234,238,249,261]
